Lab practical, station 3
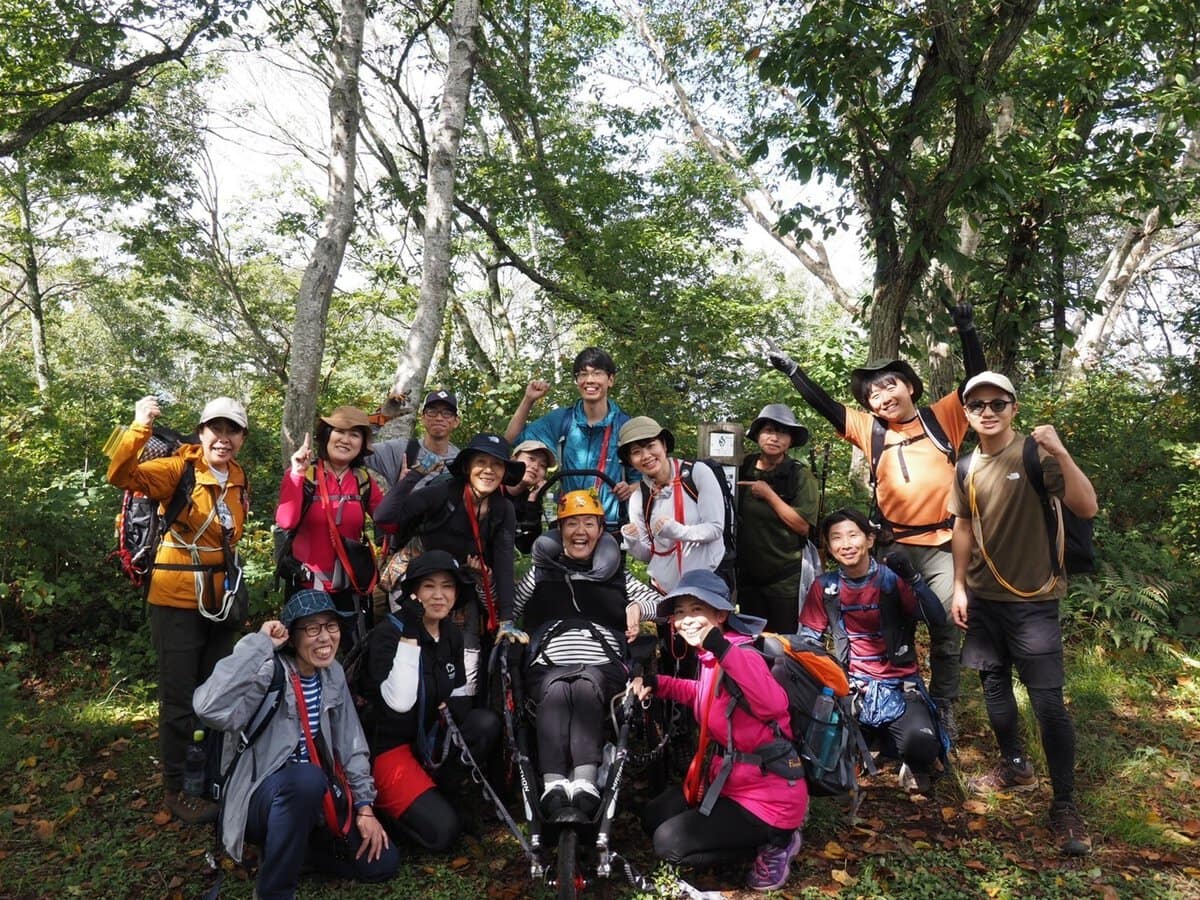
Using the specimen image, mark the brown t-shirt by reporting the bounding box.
[949,433,1067,602]
[843,391,969,547]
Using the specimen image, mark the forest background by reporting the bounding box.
[1,0,1199,897]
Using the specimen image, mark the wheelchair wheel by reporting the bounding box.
[556,827,580,900]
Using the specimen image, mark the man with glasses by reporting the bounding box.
[370,389,461,493]
[766,306,985,741]
[949,372,1097,856]
[504,347,637,531]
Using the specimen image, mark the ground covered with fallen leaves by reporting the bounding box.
[1,641,1198,899]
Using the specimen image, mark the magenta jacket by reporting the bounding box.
[656,631,808,829]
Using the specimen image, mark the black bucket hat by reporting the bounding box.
[399,550,473,599]
[449,433,526,487]
[849,359,923,408]
[747,403,809,447]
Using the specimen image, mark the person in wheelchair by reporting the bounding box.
[362,551,501,851]
[514,489,641,819]
[632,569,808,894]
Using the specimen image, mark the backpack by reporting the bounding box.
[212,654,287,803]
[956,437,1096,577]
[273,464,375,594]
[716,633,876,803]
[868,411,956,540]
[109,425,197,590]
[641,458,737,589]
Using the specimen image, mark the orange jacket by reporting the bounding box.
[107,423,249,610]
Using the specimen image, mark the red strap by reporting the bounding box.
[289,669,351,839]
[317,461,373,593]
[463,484,499,633]
[683,664,720,807]
[647,460,685,574]
[594,422,613,491]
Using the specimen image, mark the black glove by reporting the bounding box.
[767,348,798,376]
[393,598,424,637]
[951,302,975,333]
[883,549,920,584]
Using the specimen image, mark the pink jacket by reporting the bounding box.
[275,466,386,591]
[656,632,808,829]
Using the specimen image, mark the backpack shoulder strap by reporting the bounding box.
[354,466,373,513]
[1022,436,1064,575]
[161,460,196,534]
[678,460,698,500]
[917,407,955,464]
[405,438,421,468]
[869,418,887,487]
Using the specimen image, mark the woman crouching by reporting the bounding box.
[633,569,807,893]
[362,550,500,851]
[194,590,399,899]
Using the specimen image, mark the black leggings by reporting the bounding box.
[641,788,791,867]
[862,691,942,774]
[527,662,626,776]
[979,668,1076,802]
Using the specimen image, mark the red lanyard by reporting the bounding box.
[317,461,369,593]
[463,484,499,632]
[683,665,720,807]
[594,422,613,490]
[647,460,685,574]
[289,669,352,838]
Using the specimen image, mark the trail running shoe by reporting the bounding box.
[540,779,570,818]
[1049,801,1093,856]
[746,828,803,892]
[898,762,931,794]
[967,757,1038,795]
[569,779,601,817]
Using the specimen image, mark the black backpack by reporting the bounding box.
[956,438,1096,576]
[868,410,956,540]
[109,425,196,591]
[641,458,736,589]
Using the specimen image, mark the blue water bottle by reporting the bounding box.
[805,687,840,773]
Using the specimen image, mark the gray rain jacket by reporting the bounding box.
[193,632,377,861]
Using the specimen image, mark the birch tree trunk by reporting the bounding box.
[385,0,480,440]
[14,165,51,393]
[279,0,365,467]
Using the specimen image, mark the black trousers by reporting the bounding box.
[149,604,234,791]
[641,787,791,867]
[526,661,626,776]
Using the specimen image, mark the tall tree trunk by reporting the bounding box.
[14,163,50,393]
[387,0,481,438]
[279,0,365,467]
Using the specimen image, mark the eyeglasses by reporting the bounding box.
[422,407,457,419]
[965,399,1014,415]
[299,620,341,638]
[574,368,609,382]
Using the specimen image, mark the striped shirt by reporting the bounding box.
[292,672,322,762]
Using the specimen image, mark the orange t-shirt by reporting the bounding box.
[842,392,969,547]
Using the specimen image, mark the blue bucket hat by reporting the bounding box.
[281,589,354,630]
[655,569,766,637]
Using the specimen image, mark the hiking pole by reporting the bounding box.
[439,707,535,862]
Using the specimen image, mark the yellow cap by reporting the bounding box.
[557,489,604,520]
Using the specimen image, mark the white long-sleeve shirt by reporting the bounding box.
[624,459,725,594]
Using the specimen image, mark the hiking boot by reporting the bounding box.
[745,828,803,892]
[568,779,601,817]
[897,763,931,794]
[1049,801,1092,856]
[933,697,959,745]
[540,779,570,819]
[967,757,1038,795]
[165,789,219,825]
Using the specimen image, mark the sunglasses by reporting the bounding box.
[965,399,1014,415]
[298,620,341,638]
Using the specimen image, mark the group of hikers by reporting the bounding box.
[105,313,1098,899]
